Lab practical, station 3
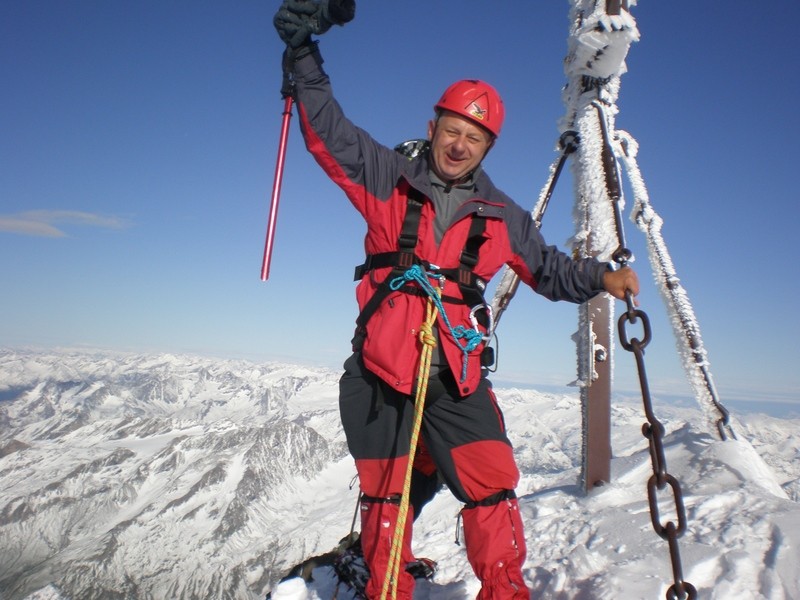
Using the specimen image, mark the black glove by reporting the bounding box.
[274,0,317,49]
[274,0,356,48]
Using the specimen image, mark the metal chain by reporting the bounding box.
[619,305,697,600]
[595,102,697,600]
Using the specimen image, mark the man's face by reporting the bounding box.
[427,111,493,182]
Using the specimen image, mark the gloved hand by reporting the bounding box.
[274,0,318,49]
[274,0,356,48]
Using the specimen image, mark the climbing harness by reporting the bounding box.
[352,184,493,380]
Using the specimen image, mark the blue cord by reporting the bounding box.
[390,265,483,382]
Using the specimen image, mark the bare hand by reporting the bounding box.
[603,266,640,306]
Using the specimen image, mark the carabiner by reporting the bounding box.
[469,304,494,342]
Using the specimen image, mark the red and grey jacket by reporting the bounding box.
[291,49,609,397]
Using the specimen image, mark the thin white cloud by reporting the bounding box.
[0,210,130,237]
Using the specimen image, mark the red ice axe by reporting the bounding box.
[260,0,356,281]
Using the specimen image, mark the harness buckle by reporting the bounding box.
[397,252,415,268]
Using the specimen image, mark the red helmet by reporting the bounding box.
[434,79,505,137]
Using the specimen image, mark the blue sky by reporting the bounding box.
[2,1,798,416]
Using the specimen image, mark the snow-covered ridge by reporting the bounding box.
[1,348,799,600]
[0,348,347,600]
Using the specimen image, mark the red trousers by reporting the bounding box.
[339,353,529,599]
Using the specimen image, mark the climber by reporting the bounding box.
[273,1,640,598]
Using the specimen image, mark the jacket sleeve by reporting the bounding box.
[290,48,403,214]
[503,196,609,304]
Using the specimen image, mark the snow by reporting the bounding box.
[1,348,798,599]
[15,586,66,600]
[266,390,800,600]
[271,578,310,600]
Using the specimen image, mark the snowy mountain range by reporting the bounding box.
[1,348,798,600]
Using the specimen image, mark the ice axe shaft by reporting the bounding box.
[260,94,294,281]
